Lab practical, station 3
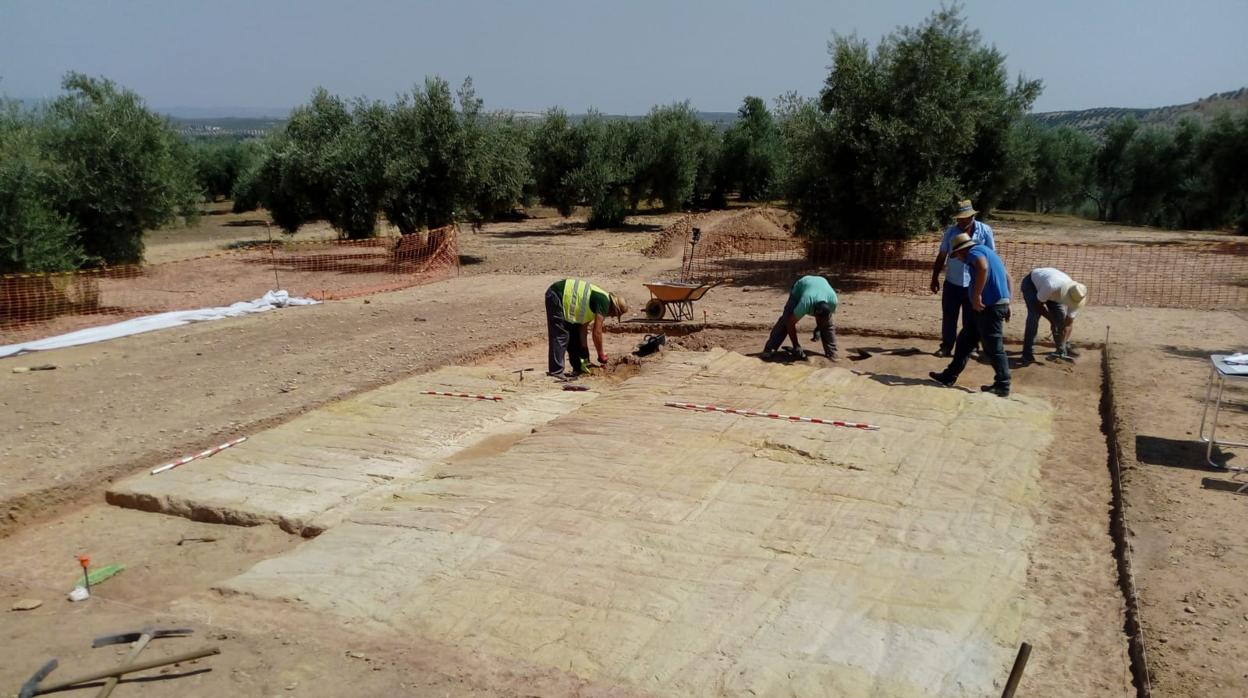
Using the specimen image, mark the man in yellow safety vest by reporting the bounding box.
[545,278,630,378]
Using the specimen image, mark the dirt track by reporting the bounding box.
[3,208,1248,696]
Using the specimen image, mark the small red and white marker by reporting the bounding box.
[151,436,249,475]
[422,391,503,402]
[663,402,879,430]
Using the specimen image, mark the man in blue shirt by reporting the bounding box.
[929,232,1013,396]
[930,200,995,357]
[762,275,839,360]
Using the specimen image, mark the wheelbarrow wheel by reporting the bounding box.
[644,298,666,320]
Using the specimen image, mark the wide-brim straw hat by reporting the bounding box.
[949,232,975,254]
[1062,282,1088,309]
[953,199,978,219]
[608,293,629,318]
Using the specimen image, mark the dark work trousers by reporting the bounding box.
[940,281,973,354]
[1020,275,1068,360]
[940,303,1011,390]
[764,295,838,357]
[545,287,589,375]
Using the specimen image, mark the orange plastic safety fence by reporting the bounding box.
[682,233,1248,310]
[0,225,459,345]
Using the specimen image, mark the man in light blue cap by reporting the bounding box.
[762,275,839,360]
[930,199,995,357]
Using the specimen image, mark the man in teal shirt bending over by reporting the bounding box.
[762,275,839,360]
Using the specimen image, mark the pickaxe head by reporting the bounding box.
[19,658,57,698]
[92,627,193,648]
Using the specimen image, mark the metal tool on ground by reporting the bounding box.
[562,384,590,392]
[176,535,219,546]
[422,390,503,401]
[151,436,248,475]
[12,364,57,373]
[513,368,534,382]
[1000,642,1031,698]
[18,659,57,698]
[634,334,666,357]
[26,646,220,696]
[664,401,881,430]
[92,627,194,698]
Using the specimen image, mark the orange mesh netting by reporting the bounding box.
[681,233,1248,310]
[1,225,459,345]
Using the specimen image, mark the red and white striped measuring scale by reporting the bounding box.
[150,436,248,475]
[664,401,879,430]
[422,391,504,402]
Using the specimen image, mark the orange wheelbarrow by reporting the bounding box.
[642,279,730,321]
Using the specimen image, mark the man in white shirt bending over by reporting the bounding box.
[1020,267,1087,363]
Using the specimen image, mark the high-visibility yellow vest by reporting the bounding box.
[561,278,605,324]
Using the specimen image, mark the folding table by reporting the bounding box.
[1199,354,1248,475]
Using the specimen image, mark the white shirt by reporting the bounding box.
[1029,268,1079,317]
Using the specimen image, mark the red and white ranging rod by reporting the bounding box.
[151,436,248,475]
[663,401,879,430]
[422,391,503,402]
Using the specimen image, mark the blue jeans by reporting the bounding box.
[1021,275,1068,359]
[938,303,1011,391]
[940,281,972,353]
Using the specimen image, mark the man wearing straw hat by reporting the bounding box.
[929,232,1012,397]
[1020,267,1087,363]
[545,278,629,378]
[930,199,996,357]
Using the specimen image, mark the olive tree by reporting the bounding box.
[794,6,1042,238]
[717,96,782,201]
[0,104,82,273]
[38,73,200,263]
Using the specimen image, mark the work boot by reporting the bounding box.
[933,347,952,358]
[929,371,954,387]
[980,384,1010,397]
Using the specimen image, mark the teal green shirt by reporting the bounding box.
[790,275,838,319]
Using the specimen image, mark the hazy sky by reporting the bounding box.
[2,0,1246,116]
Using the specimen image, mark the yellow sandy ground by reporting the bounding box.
[218,350,1051,696]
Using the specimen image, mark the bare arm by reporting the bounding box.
[1062,316,1075,343]
[970,257,989,311]
[591,315,606,361]
[930,251,948,294]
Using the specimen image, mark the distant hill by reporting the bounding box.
[1030,87,1248,138]
[171,115,286,139]
[167,109,741,139]
[159,89,1248,141]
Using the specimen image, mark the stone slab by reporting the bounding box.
[219,350,1052,695]
[107,366,594,534]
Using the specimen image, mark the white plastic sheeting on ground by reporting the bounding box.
[0,290,318,359]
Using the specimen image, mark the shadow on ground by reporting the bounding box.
[864,372,975,392]
[1136,434,1239,470]
[1159,345,1241,361]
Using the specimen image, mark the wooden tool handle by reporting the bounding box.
[35,646,220,694]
